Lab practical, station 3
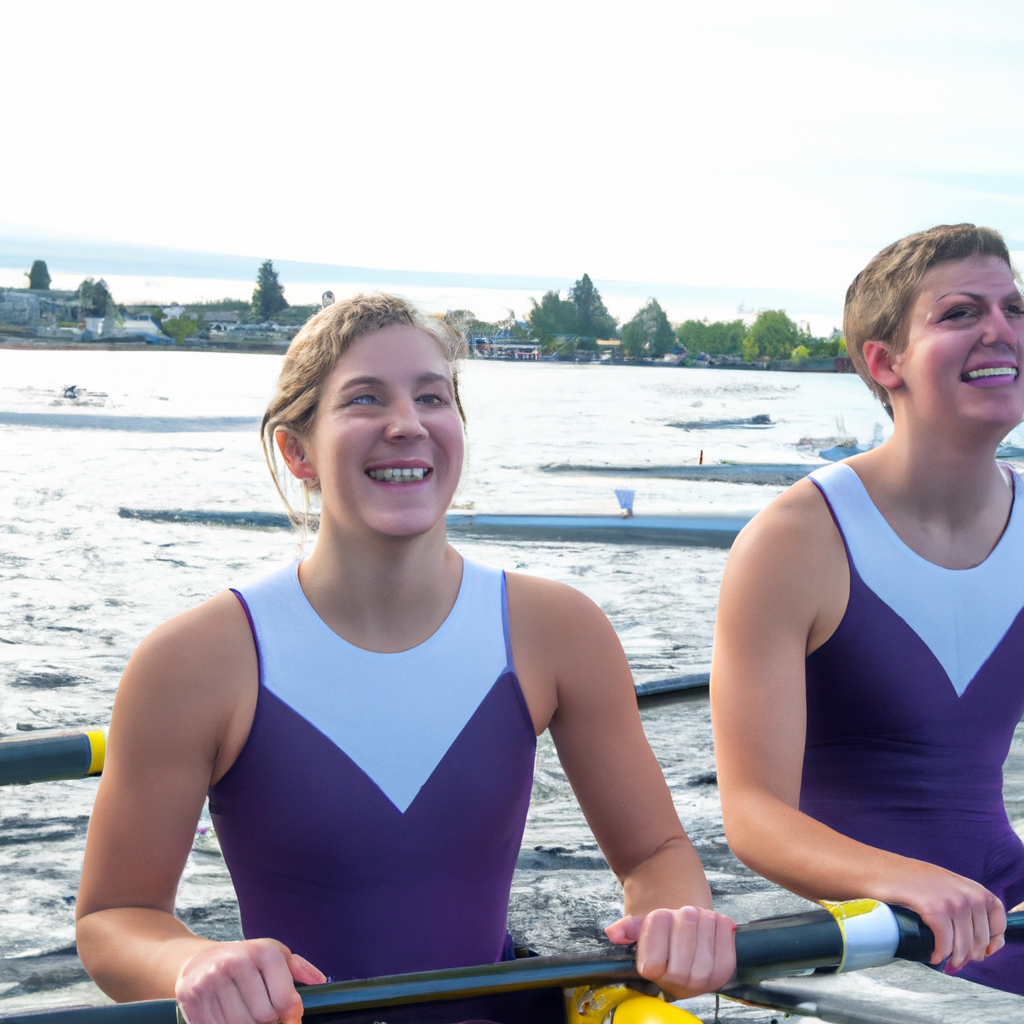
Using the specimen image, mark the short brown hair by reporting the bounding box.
[262,293,467,524]
[844,224,1012,415]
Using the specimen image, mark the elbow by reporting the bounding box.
[75,912,110,993]
[719,794,775,877]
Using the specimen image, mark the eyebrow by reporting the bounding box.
[934,290,1022,303]
[337,372,452,391]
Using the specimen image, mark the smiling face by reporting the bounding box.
[876,257,1024,438]
[280,324,465,539]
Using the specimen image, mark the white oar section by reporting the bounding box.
[823,900,901,973]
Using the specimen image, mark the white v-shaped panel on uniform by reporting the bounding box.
[238,560,510,813]
[811,463,1024,697]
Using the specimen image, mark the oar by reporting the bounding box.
[4,904,1022,1024]
[0,729,104,786]
[0,955,637,1024]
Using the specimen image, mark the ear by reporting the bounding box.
[861,341,903,390]
[276,429,318,481]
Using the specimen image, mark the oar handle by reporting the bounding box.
[734,901,1024,984]
[0,729,105,786]
[6,905,1022,1024]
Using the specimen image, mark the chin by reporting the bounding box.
[365,510,449,538]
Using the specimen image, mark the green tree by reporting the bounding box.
[527,290,578,341]
[569,273,618,339]
[161,316,201,345]
[741,309,802,361]
[675,317,747,355]
[26,260,51,290]
[621,299,675,358]
[251,260,289,322]
[77,278,114,317]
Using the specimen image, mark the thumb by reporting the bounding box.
[605,915,643,945]
[287,952,327,985]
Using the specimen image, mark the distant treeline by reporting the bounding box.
[525,274,845,361]
[677,312,847,362]
[20,257,846,361]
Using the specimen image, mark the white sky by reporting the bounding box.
[2,0,1022,330]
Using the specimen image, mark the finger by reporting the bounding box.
[253,945,305,1024]
[179,982,232,1024]
[635,909,673,981]
[177,993,219,1024]
[604,916,643,945]
[664,907,702,991]
[967,899,991,964]
[1010,901,1024,913]
[985,896,1006,958]
[708,914,737,991]
[925,911,953,966]
[214,980,261,1024]
[228,964,282,1024]
[947,899,976,971]
[287,952,326,986]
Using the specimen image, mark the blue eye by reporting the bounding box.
[350,394,380,405]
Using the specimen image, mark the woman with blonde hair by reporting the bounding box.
[713,224,1024,994]
[76,293,736,1024]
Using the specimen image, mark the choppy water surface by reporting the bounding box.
[2,350,1023,1019]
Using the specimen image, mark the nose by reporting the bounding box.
[981,305,1021,348]
[385,396,428,441]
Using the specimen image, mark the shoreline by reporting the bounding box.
[0,335,289,355]
[0,336,851,372]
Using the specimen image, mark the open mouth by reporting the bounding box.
[960,367,1018,383]
[367,467,430,483]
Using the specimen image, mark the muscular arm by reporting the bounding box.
[711,481,1005,969]
[76,592,320,1015]
[507,574,732,995]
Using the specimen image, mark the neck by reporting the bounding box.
[297,516,463,653]
[862,406,1009,527]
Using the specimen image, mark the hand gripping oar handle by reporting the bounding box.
[733,900,1024,984]
[0,957,640,1024]
[5,905,1022,1024]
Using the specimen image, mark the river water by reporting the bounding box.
[1,350,1023,1020]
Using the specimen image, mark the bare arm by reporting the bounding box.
[711,481,1005,970]
[76,592,323,1019]
[507,574,734,996]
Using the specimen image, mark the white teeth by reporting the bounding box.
[962,367,1018,381]
[368,467,428,482]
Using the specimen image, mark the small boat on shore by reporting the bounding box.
[118,508,753,547]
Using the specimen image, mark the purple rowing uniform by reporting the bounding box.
[803,462,1024,995]
[208,559,565,1024]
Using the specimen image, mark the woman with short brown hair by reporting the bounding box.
[713,224,1024,994]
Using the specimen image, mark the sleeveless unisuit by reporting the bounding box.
[803,462,1024,994]
[208,559,564,1023]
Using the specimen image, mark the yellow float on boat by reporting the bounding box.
[568,984,702,1023]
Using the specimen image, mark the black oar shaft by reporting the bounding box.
[4,907,1022,1024]
[0,729,105,786]
[296,954,637,1015]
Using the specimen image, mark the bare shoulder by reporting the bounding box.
[504,571,609,631]
[732,477,839,563]
[504,572,631,733]
[719,475,848,662]
[727,479,844,596]
[112,590,257,778]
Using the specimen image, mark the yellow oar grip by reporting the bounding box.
[86,730,106,775]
